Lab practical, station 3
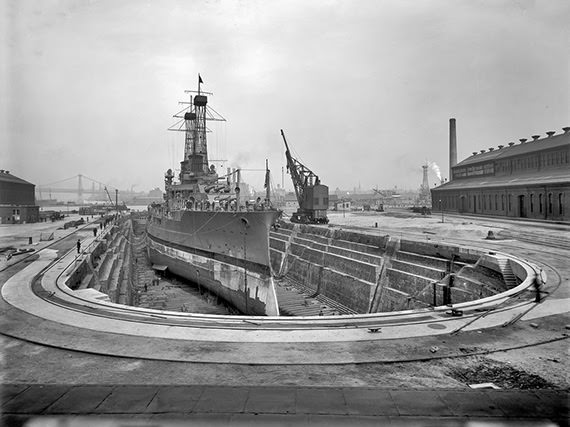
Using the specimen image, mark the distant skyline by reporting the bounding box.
[2,0,569,194]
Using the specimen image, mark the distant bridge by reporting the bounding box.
[36,174,121,202]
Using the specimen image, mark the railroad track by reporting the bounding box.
[495,229,570,251]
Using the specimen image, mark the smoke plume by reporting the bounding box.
[428,161,442,182]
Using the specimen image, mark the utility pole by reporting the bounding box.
[265,159,271,204]
[115,189,119,217]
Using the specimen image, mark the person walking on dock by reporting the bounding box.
[76,239,81,254]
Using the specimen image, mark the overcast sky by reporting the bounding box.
[1,0,568,195]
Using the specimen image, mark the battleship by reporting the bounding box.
[147,76,281,316]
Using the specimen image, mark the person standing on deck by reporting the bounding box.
[76,239,81,254]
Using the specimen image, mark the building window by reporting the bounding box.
[501,195,505,211]
[508,195,512,211]
[548,193,553,214]
[559,193,564,215]
[539,194,543,213]
[530,194,534,213]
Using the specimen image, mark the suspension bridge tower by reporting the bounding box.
[77,174,84,202]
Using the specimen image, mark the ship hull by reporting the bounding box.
[147,209,280,316]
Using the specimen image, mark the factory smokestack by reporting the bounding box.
[449,118,457,181]
[422,165,429,190]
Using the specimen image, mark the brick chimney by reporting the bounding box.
[449,118,457,181]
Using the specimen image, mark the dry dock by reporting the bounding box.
[1,209,568,425]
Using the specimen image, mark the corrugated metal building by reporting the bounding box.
[0,170,40,224]
[431,127,570,221]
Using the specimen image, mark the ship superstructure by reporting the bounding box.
[147,76,280,316]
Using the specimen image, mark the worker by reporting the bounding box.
[76,239,81,254]
[534,270,544,303]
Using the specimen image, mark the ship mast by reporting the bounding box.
[188,74,208,177]
[168,74,225,184]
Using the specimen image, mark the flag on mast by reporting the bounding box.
[199,74,203,84]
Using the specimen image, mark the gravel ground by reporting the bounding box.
[2,334,567,389]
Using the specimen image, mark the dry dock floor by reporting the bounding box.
[1,210,568,425]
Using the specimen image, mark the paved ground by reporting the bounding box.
[2,384,568,426]
[1,210,568,425]
[0,213,97,271]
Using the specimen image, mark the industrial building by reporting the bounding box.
[431,121,570,221]
[0,170,40,224]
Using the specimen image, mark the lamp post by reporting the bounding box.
[439,199,444,223]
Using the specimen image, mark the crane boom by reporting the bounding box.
[280,129,328,224]
[104,187,113,205]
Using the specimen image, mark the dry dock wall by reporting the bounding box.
[271,224,387,313]
[271,223,524,313]
[64,219,134,304]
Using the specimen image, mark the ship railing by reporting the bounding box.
[149,200,275,215]
[181,200,274,213]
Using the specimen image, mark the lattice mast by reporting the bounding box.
[169,74,225,183]
[185,75,208,175]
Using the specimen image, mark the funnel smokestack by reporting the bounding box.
[449,118,457,181]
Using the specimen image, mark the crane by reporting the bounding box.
[104,187,118,214]
[281,129,329,224]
